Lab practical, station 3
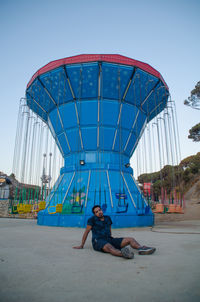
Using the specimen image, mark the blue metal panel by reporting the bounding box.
[59,215,85,227]
[121,103,136,130]
[142,93,157,116]
[100,100,119,126]
[37,212,60,226]
[57,132,70,155]
[49,109,63,134]
[85,152,96,163]
[99,127,115,150]
[111,214,154,228]
[137,70,157,104]
[123,173,146,211]
[123,131,137,155]
[26,95,48,121]
[107,170,124,191]
[39,67,73,105]
[88,170,107,189]
[81,127,97,150]
[124,69,158,112]
[79,63,99,99]
[27,78,55,113]
[54,63,99,103]
[78,100,98,126]
[66,64,82,99]
[113,128,130,152]
[124,70,141,106]
[59,103,77,129]
[65,128,81,152]
[102,63,133,100]
[124,111,146,155]
[144,82,168,121]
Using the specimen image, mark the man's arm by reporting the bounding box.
[73,225,92,249]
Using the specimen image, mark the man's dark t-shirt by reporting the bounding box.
[87,215,112,244]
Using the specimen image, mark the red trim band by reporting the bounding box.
[26,54,168,89]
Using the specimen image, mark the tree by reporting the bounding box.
[184,81,200,110]
[184,81,200,142]
[188,123,200,142]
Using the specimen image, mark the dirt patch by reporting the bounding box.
[185,177,200,200]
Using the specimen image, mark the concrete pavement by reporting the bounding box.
[0,218,200,302]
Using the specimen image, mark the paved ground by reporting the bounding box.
[0,218,200,302]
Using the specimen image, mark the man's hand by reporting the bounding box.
[73,225,92,250]
[73,245,84,249]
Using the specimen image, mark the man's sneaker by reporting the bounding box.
[138,246,156,255]
[121,247,134,259]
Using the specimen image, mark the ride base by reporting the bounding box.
[37,156,154,228]
[37,212,154,228]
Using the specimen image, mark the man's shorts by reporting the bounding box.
[92,237,124,252]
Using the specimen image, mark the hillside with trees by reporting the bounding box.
[138,152,200,198]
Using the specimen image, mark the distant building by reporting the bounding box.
[0,173,11,199]
[0,172,40,201]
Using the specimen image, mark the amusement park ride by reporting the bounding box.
[11,54,183,227]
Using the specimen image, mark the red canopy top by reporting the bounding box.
[27,54,168,89]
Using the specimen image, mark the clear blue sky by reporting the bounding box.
[0,0,199,175]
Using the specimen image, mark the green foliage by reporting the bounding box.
[184,82,200,144]
[180,152,200,170]
[182,168,191,182]
[152,179,161,195]
[188,123,200,142]
[191,81,200,97]
[138,171,159,184]
[184,81,200,110]
[180,155,196,167]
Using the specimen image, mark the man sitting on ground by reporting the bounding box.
[73,205,156,259]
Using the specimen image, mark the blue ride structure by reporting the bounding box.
[26,54,169,227]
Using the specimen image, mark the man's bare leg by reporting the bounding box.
[120,237,156,255]
[102,243,123,257]
[120,237,141,249]
[102,243,134,259]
